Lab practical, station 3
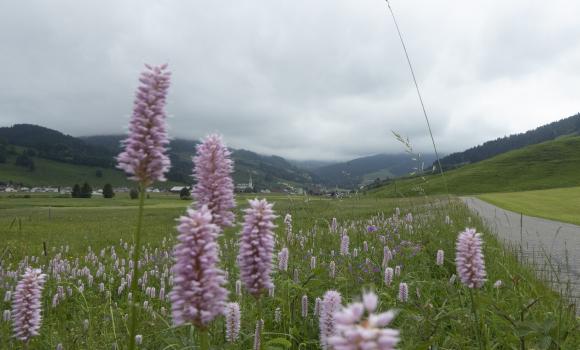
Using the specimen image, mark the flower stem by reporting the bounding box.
[256,297,263,350]
[469,289,484,350]
[128,185,146,350]
[199,329,210,350]
[257,296,263,320]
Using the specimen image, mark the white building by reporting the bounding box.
[170,186,186,193]
[236,173,254,191]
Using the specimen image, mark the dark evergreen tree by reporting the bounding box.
[24,149,37,157]
[179,187,191,200]
[14,154,33,168]
[80,182,92,198]
[72,184,81,198]
[102,183,114,198]
[0,144,7,163]
[129,188,139,200]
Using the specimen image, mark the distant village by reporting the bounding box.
[0,174,352,197]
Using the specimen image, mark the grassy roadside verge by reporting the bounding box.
[478,187,580,226]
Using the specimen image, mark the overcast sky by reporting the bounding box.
[1,0,579,160]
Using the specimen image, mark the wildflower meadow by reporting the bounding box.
[0,66,578,349]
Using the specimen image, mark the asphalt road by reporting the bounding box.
[461,197,580,308]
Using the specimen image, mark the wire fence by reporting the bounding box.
[506,241,580,311]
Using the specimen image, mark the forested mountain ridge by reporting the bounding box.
[82,135,316,188]
[0,124,115,168]
[0,124,317,189]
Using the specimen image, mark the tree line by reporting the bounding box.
[71,183,115,198]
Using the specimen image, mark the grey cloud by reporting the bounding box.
[1,0,579,161]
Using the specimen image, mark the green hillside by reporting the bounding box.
[0,154,138,187]
[370,135,580,197]
[0,125,317,190]
[83,135,316,190]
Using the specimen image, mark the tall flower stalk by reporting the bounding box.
[238,198,277,349]
[319,290,342,349]
[170,206,228,329]
[224,302,241,343]
[192,134,235,229]
[238,199,277,297]
[456,228,487,350]
[12,268,46,345]
[117,64,171,350]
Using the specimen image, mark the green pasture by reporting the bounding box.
[0,194,577,349]
[478,187,580,226]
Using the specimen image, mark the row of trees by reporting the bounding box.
[71,183,93,198]
[71,183,115,198]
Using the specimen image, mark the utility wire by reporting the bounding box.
[384,0,450,197]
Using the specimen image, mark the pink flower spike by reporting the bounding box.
[192,134,236,228]
[238,198,277,298]
[169,205,228,328]
[319,290,342,350]
[328,291,399,350]
[224,302,241,342]
[12,268,46,342]
[436,249,445,266]
[455,228,487,289]
[117,64,171,186]
[398,282,408,302]
[278,248,289,272]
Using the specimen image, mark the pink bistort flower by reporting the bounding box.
[319,290,342,349]
[192,134,236,228]
[12,268,46,342]
[224,302,241,342]
[436,249,444,266]
[278,248,289,272]
[238,199,277,297]
[170,205,228,327]
[117,64,171,185]
[327,291,399,350]
[455,228,486,289]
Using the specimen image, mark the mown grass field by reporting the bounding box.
[478,187,580,226]
[370,135,580,197]
[0,193,578,349]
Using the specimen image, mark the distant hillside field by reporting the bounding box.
[0,155,135,188]
[370,135,580,196]
[438,113,580,169]
[478,187,580,226]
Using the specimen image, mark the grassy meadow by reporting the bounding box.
[0,193,578,349]
[478,187,580,226]
[370,135,580,197]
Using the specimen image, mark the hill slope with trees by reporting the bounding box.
[0,124,317,189]
[371,135,580,196]
[312,153,437,188]
[438,113,580,169]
